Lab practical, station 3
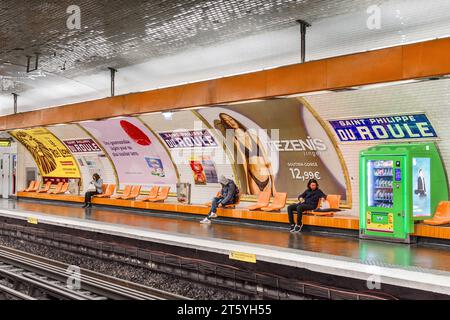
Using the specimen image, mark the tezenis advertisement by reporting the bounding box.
[81,117,178,187]
[10,127,81,178]
[198,98,348,200]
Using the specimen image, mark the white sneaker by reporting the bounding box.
[200,217,211,224]
[209,212,218,218]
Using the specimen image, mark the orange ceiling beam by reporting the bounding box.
[2,37,450,131]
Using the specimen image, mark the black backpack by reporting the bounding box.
[231,181,240,202]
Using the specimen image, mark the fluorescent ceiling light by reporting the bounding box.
[77,120,95,123]
[109,116,126,120]
[228,99,265,105]
[278,90,333,98]
[162,111,173,120]
[184,106,207,110]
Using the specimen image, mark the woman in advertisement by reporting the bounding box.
[214,113,275,196]
[198,99,348,201]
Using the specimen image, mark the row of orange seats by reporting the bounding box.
[23,181,68,194]
[22,180,450,225]
[95,184,170,203]
[205,191,341,216]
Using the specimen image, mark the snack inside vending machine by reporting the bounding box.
[359,143,448,242]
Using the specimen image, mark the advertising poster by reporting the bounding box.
[329,114,437,142]
[189,155,219,185]
[202,156,218,183]
[81,117,177,188]
[198,98,348,199]
[189,157,207,185]
[412,157,431,217]
[145,157,166,177]
[62,138,115,190]
[10,127,81,178]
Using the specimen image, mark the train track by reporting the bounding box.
[0,245,189,300]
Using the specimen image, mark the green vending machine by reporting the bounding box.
[360,142,448,242]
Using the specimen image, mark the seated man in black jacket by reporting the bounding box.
[287,179,326,233]
[200,175,239,224]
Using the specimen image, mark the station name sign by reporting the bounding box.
[159,129,217,149]
[63,139,102,153]
[328,113,437,142]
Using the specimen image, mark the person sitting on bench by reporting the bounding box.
[83,173,103,208]
[200,175,239,224]
[287,179,326,233]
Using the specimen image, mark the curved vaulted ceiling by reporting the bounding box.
[1,0,450,114]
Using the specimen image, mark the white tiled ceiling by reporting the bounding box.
[0,0,449,114]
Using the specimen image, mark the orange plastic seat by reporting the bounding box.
[141,186,160,201]
[147,186,170,202]
[91,183,108,196]
[424,201,450,226]
[30,181,41,192]
[245,191,271,210]
[327,195,341,209]
[112,185,132,199]
[122,185,141,200]
[311,194,341,217]
[224,194,240,208]
[303,202,320,215]
[37,181,52,193]
[96,184,116,198]
[204,191,240,208]
[310,211,333,216]
[48,182,63,194]
[261,192,287,212]
[24,181,36,192]
[53,182,69,194]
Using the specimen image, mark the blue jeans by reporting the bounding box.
[209,197,224,217]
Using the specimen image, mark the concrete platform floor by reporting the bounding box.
[1,198,449,274]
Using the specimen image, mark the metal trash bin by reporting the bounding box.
[176,182,191,204]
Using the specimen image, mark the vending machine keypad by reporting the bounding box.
[395,168,402,181]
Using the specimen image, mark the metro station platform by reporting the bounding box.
[0,198,449,298]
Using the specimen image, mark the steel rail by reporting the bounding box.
[0,283,36,300]
[0,245,188,300]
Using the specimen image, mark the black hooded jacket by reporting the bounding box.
[220,179,239,204]
[298,188,326,208]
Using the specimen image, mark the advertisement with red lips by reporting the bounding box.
[81,117,177,188]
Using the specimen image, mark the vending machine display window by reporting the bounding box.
[367,160,394,209]
[412,157,431,217]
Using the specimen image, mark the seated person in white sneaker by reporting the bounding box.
[287,179,326,233]
[200,175,239,224]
